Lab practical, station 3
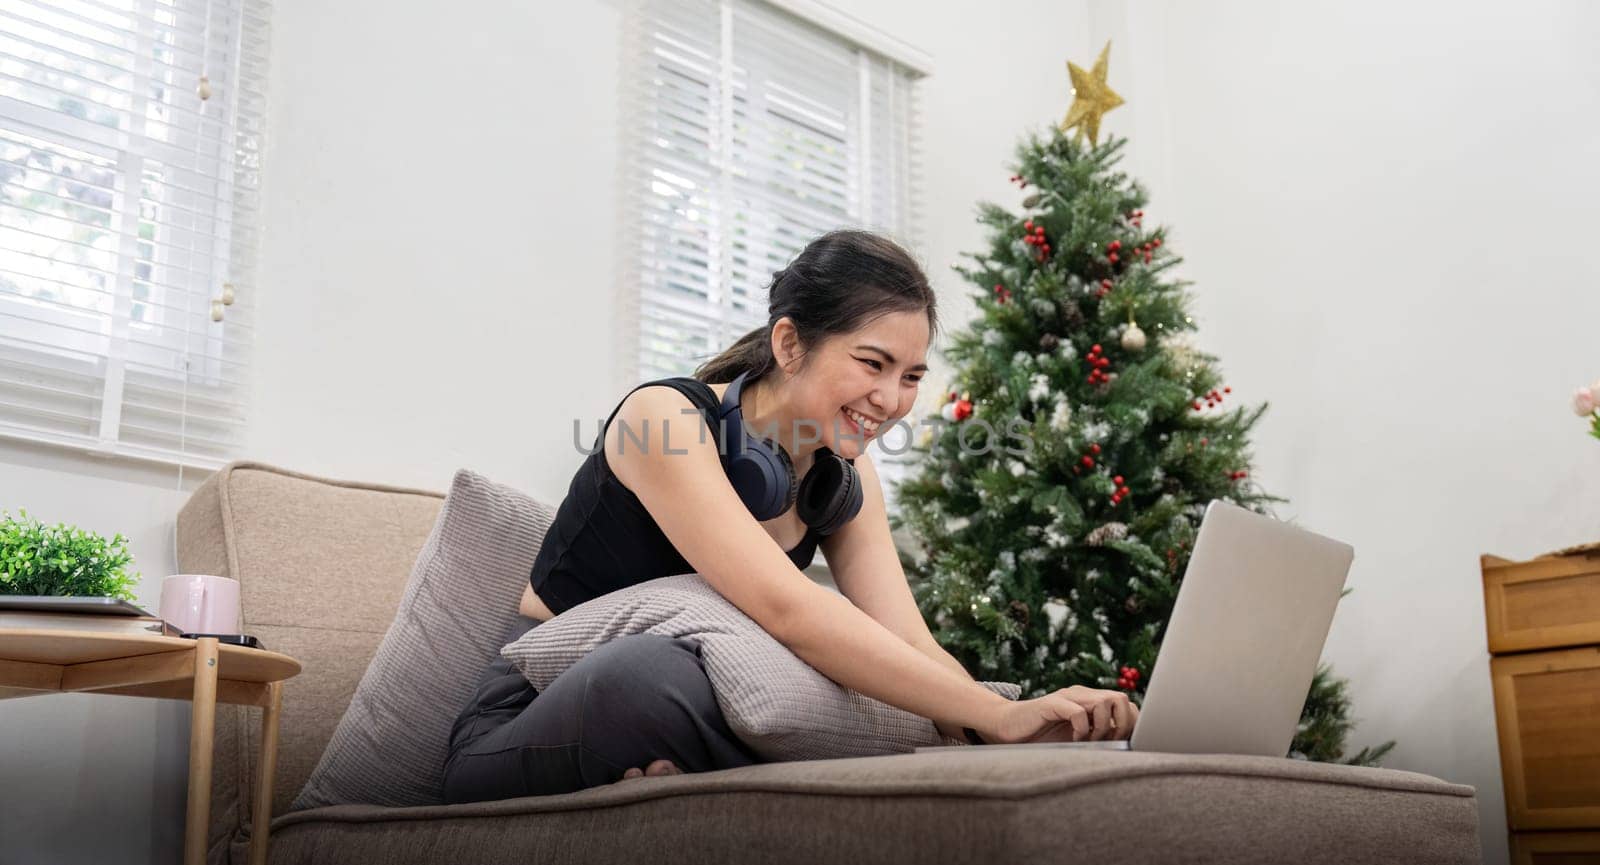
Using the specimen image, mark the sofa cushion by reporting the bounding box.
[255,749,1482,865]
[292,469,554,810]
[500,573,1022,761]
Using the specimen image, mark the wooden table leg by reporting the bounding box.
[184,638,220,865]
[248,681,283,865]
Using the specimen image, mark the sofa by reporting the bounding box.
[175,461,1482,865]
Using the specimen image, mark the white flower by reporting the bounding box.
[945,515,971,533]
[982,329,1004,346]
[1030,298,1056,318]
[1050,398,1073,431]
[1028,372,1052,405]
[1044,525,1071,548]
[1021,547,1049,563]
[1008,458,1027,477]
[998,550,1016,570]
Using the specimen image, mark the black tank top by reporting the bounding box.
[528,376,820,617]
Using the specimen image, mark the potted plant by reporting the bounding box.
[0,510,139,600]
[1574,378,1600,442]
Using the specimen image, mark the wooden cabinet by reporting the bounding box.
[1483,545,1600,859]
[1483,549,1600,655]
[1509,830,1600,864]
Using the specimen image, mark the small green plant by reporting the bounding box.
[0,509,139,601]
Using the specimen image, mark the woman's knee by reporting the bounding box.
[573,635,736,762]
[580,634,716,717]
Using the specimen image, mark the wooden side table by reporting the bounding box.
[0,611,301,865]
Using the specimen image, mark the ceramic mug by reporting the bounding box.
[159,574,241,635]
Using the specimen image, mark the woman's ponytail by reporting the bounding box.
[693,323,777,384]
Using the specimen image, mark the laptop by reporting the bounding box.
[915,498,1355,757]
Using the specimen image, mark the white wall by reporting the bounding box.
[1088,2,1600,863]
[0,1,1090,862]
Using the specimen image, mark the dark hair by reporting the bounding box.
[693,229,938,385]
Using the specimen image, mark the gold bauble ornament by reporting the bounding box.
[197,75,212,101]
[1059,41,1125,146]
[220,282,235,305]
[210,300,224,322]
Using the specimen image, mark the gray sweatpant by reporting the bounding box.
[441,614,765,802]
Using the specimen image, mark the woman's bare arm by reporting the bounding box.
[609,386,1012,738]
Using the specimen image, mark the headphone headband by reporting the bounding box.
[717,370,755,459]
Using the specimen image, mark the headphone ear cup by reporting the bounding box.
[725,434,796,520]
[796,453,863,536]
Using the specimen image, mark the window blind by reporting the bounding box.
[617,0,927,509]
[0,0,271,470]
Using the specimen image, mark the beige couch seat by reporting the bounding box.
[177,462,1481,865]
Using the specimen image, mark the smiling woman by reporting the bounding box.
[444,230,1128,805]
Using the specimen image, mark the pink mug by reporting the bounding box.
[159,574,242,635]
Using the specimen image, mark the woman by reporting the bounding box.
[441,229,1138,803]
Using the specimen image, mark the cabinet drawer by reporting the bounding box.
[1510,830,1600,864]
[1490,646,1600,829]
[1483,551,1600,654]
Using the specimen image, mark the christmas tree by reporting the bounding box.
[891,44,1394,765]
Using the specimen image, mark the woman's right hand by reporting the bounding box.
[980,686,1139,744]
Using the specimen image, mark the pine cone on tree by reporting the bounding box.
[1086,522,1129,546]
[1058,299,1084,328]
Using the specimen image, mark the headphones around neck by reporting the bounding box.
[715,370,863,536]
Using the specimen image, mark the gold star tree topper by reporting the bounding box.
[1059,41,1124,146]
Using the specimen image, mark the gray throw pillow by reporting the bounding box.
[293,469,554,809]
[501,573,1022,761]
